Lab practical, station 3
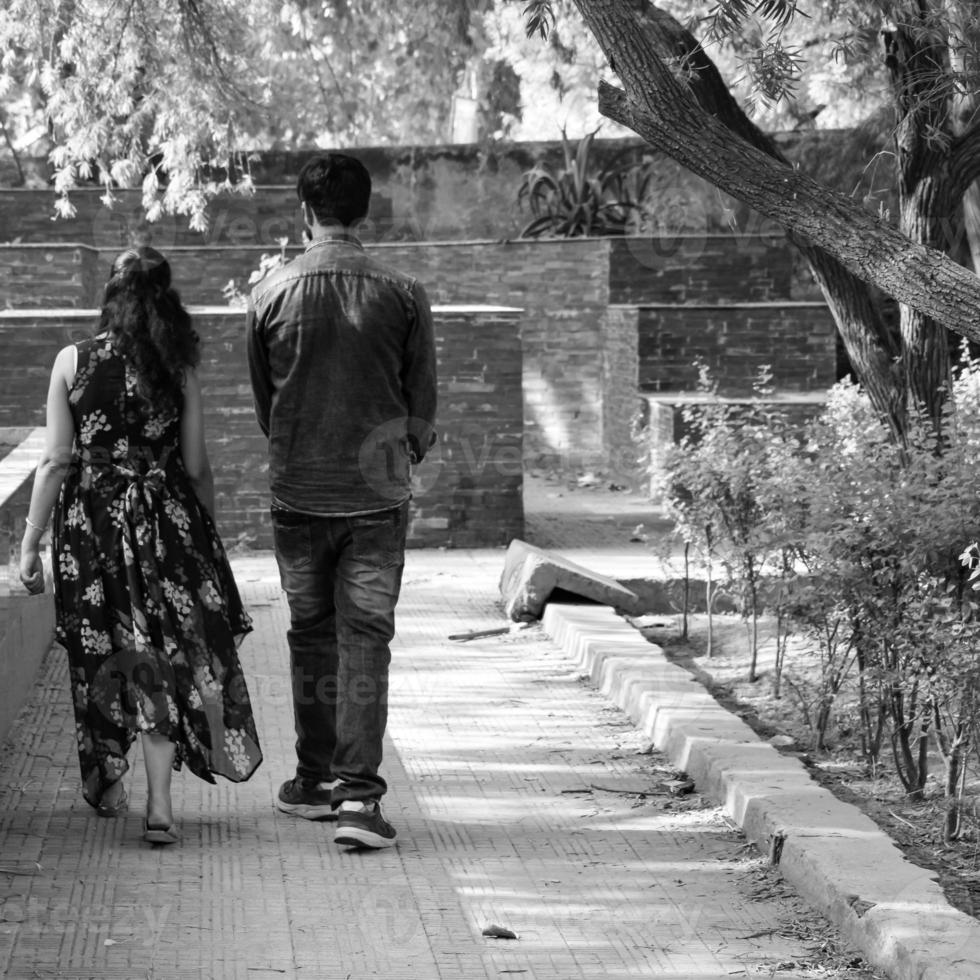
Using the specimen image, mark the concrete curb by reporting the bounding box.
[0,590,56,746]
[541,603,980,980]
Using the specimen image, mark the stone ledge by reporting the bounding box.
[540,603,980,980]
[0,590,56,746]
[0,427,44,508]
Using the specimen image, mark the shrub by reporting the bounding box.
[658,354,980,833]
[516,128,653,238]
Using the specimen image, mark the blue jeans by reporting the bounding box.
[271,500,408,804]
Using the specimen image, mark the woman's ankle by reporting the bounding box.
[101,780,126,805]
[145,797,174,826]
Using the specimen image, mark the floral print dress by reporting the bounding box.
[53,337,262,808]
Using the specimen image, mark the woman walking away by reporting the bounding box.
[19,246,262,844]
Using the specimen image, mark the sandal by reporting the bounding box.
[95,786,129,818]
[143,820,179,845]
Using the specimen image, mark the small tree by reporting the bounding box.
[661,365,789,678]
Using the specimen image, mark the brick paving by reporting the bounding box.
[0,513,882,978]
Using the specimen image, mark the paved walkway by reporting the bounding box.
[0,526,884,979]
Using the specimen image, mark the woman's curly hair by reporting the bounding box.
[99,247,200,413]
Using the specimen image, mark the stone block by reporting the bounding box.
[0,591,55,746]
[499,539,641,622]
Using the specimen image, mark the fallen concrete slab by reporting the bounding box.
[541,603,980,980]
[499,539,641,621]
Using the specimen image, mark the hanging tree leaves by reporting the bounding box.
[0,0,501,226]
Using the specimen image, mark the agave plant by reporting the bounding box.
[517,129,653,238]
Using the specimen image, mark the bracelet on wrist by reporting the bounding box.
[25,516,47,533]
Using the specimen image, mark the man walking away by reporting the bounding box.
[247,153,437,849]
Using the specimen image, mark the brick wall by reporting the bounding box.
[634,303,838,395]
[0,306,524,550]
[601,306,642,485]
[637,394,827,500]
[0,244,99,309]
[367,240,614,472]
[1,238,618,471]
[1,235,841,477]
[608,234,805,304]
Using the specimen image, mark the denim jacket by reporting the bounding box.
[246,233,438,515]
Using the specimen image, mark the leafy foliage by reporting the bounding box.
[660,363,799,674]
[705,0,803,39]
[523,0,557,40]
[0,0,621,219]
[516,128,652,237]
[1,0,263,228]
[222,237,290,307]
[658,352,980,833]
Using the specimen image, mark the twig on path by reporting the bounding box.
[589,782,651,795]
[888,810,917,831]
[449,626,511,641]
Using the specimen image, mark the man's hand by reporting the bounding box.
[405,427,437,465]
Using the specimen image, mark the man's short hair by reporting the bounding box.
[296,153,371,228]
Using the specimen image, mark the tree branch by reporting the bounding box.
[615,1,905,434]
[573,0,980,346]
[598,79,980,337]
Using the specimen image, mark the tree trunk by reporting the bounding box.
[950,2,980,284]
[572,0,980,347]
[0,111,25,186]
[609,2,906,436]
[897,173,956,427]
[962,186,980,275]
[885,21,958,427]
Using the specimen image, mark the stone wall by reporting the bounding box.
[0,306,525,550]
[601,306,642,484]
[1,130,892,247]
[0,234,837,478]
[635,303,838,396]
[1,238,622,472]
[369,240,615,472]
[0,244,100,309]
[0,232,839,481]
[607,234,815,304]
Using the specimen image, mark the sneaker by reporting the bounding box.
[334,800,397,849]
[275,777,338,820]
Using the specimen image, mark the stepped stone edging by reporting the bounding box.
[541,603,980,980]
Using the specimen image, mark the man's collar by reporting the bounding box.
[304,230,364,252]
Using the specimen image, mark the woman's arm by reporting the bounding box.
[19,346,76,594]
[180,368,216,517]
